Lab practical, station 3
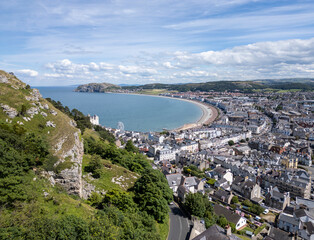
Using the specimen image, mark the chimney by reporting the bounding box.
[226,225,232,236]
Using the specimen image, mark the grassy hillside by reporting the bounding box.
[0,70,78,159]
[123,79,314,92]
[0,70,171,239]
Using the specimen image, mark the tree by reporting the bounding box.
[185,193,206,218]
[85,155,103,178]
[217,216,228,228]
[228,140,235,146]
[231,196,239,204]
[102,189,136,212]
[125,140,138,153]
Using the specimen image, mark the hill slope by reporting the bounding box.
[75,82,121,93]
[0,70,171,239]
[0,70,84,196]
[122,79,314,92]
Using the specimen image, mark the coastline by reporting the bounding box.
[110,92,218,132]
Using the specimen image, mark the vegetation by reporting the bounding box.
[0,71,172,239]
[46,98,92,133]
[123,79,314,93]
[228,140,235,146]
[183,165,205,178]
[231,196,239,204]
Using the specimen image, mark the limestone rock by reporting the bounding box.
[0,74,8,83]
[26,107,39,117]
[46,121,56,128]
[54,131,84,197]
[50,109,57,116]
[81,180,96,199]
[43,104,49,110]
[0,104,18,118]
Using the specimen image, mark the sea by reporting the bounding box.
[37,87,202,132]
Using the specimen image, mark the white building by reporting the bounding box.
[89,114,99,125]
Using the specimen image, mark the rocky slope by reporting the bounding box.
[75,82,121,93]
[0,70,85,197]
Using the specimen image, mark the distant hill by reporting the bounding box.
[75,82,121,92]
[122,78,314,92]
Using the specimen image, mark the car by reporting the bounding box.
[170,202,174,205]
[255,216,261,221]
[263,209,269,214]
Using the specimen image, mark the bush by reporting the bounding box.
[231,196,239,204]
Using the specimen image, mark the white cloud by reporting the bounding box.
[118,65,158,76]
[16,69,38,77]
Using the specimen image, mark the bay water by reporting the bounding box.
[37,87,202,132]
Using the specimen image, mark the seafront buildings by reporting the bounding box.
[100,90,313,239]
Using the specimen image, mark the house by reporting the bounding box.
[166,173,183,194]
[298,221,314,240]
[215,178,231,191]
[265,186,290,211]
[264,227,293,240]
[278,212,299,234]
[177,176,204,202]
[192,224,241,240]
[231,177,262,202]
[213,189,233,204]
[214,205,247,230]
[210,166,233,185]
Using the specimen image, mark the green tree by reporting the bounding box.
[217,216,228,228]
[231,196,239,204]
[125,140,138,153]
[228,140,235,146]
[184,192,206,218]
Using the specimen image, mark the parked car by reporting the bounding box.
[255,216,261,221]
[263,209,269,214]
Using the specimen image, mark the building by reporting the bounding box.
[192,224,241,240]
[88,114,99,125]
[265,186,290,211]
[214,205,247,230]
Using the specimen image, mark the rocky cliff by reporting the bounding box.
[0,70,85,198]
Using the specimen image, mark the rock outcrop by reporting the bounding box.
[54,131,84,197]
[0,103,18,118]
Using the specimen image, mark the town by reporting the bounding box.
[97,90,314,240]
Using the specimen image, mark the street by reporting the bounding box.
[168,204,192,240]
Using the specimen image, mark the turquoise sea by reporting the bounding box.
[37,87,202,132]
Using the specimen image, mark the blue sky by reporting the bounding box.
[1,0,314,86]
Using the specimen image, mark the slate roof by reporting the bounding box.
[266,227,292,240]
[192,224,241,240]
[304,221,314,235]
[166,173,182,187]
[278,213,299,226]
[214,205,242,225]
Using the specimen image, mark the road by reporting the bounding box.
[168,204,192,240]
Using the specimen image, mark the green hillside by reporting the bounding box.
[0,70,171,239]
[123,79,314,92]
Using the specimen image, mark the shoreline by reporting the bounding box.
[110,92,218,132]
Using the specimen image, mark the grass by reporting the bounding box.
[0,72,79,160]
[157,214,170,240]
[235,234,251,240]
[243,227,254,233]
[254,224,267,235]
[82,154,139,192]
[137,89,177,95]
[0,172,94,227]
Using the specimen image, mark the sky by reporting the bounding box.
[1,0,314,86]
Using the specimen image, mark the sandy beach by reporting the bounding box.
[173,99,218,131]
